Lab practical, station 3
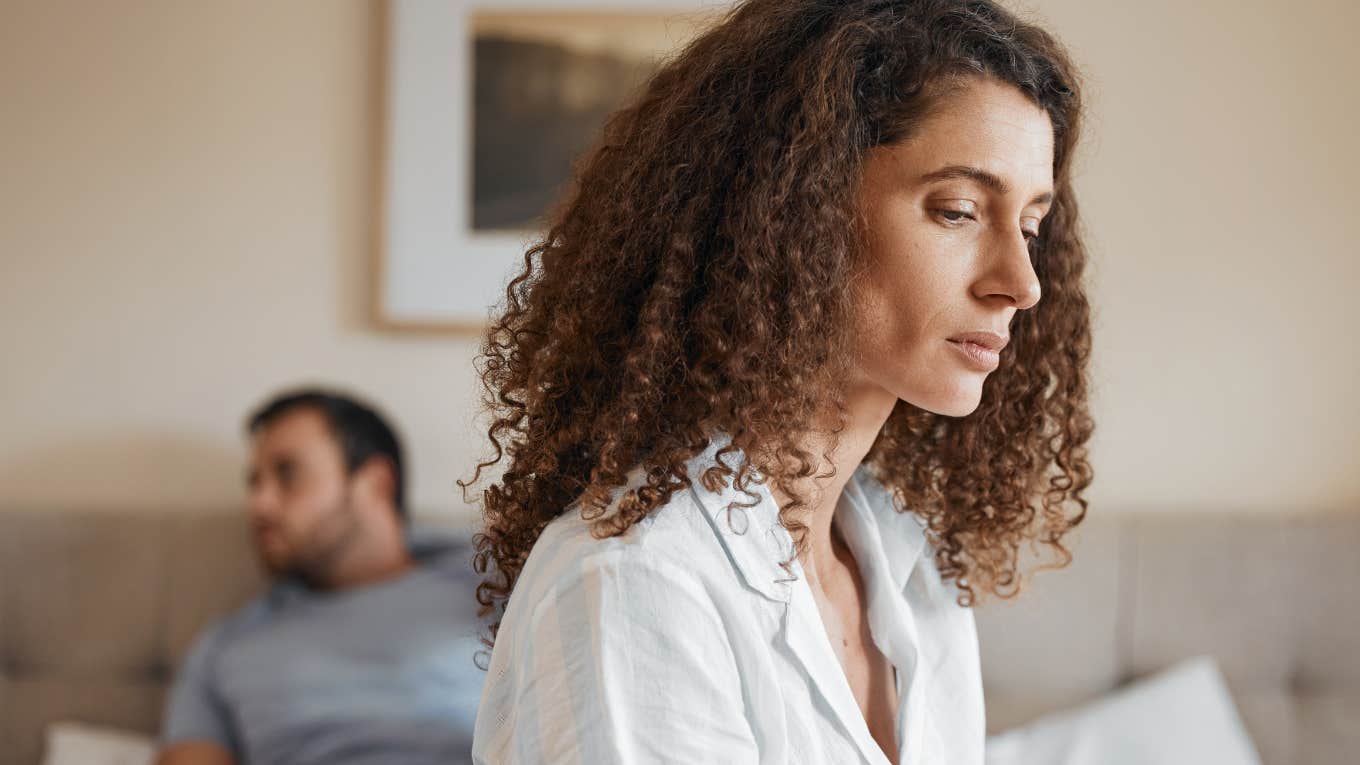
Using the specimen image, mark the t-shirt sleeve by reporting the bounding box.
[159,621,240,753]
[473,552,760,764]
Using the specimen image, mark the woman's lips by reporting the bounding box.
[947,339,1001,371]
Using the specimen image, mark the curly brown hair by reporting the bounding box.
[463,0,1094,643]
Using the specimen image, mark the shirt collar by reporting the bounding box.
[842,461,931,595]
[685,432,930,603]
[685,432,796,603]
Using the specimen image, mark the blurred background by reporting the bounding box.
[3,0,1357,521]
[1,0,1356,763]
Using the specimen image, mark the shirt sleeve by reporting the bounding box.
[473,552,761,764]
[159,620,240,753]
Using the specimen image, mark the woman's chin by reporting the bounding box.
[934,400,982,418]
[905,383,985,418]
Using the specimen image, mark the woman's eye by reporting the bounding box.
[936,209,1041,245]
[936,209,975,225]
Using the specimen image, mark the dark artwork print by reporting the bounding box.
[470,12,709,232]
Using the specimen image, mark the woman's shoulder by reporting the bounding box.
[504,472,734,627]
[474,472,761,762]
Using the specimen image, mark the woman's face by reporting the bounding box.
[852,76,1054,418]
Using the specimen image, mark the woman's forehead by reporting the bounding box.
[884,79,1055,192]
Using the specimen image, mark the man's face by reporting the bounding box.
[245,407,361,580]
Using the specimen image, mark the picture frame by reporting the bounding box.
[373,0,725,332]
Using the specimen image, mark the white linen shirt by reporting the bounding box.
[472,437,986,765]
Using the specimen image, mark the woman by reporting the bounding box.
[466,1,1093,763]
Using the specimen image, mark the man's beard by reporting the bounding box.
[258,491,364,588]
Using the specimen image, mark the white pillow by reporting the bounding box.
[42,721,155,765]
[985,655,1262,765]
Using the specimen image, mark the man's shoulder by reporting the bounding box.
[184,585,290,657]
[405,527,477,579]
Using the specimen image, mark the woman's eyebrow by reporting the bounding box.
[918,164,1053,206]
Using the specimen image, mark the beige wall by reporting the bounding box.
[1,0,1355,520]
[1031,0,1359,513]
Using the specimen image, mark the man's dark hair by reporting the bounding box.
[247,387,407,522]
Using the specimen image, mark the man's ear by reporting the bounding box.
[353,455,398,514]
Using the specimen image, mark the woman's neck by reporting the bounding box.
[770,379,898,587]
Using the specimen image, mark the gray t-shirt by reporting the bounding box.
[161,530,487,765]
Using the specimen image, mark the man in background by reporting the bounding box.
[156,388,483,765]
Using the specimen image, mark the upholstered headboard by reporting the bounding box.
[1,512,266,765]
[1,510,1355,764]
[975,511,1358,764]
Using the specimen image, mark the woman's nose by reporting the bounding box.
[974,228,1042,310]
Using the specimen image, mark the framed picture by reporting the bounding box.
[374,0,725,331]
